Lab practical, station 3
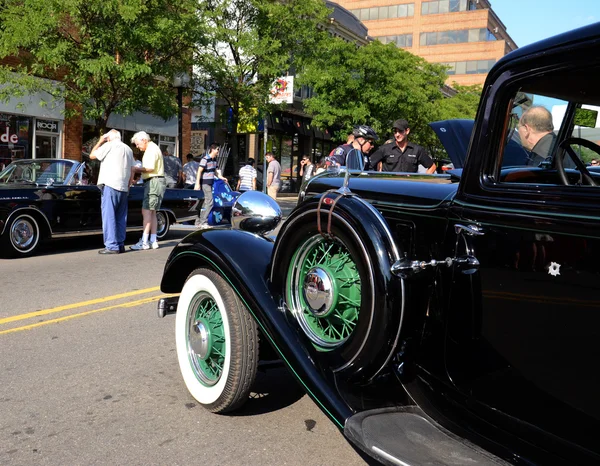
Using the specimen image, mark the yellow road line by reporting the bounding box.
[0,287,160,325]
[0,295,164,335]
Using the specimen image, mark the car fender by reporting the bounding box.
[0,205,52,237]
[160,228,353,428]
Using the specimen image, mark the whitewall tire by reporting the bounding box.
[175,268,258,413]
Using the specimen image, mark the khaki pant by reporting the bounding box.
[267,185,280,200]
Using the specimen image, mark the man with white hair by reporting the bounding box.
[130,131,166,250]
[90,129,135,254]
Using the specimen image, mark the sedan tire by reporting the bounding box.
[1,213,42,258]
[156,211,170,240]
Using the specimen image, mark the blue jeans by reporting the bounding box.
[101,185,129,250]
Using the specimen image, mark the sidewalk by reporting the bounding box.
[276,194,298,218]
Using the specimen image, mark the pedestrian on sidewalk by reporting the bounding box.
[299,155,314,181]
[90,129,135,255]
[182,153,199,189]
[163,149,183,188]
[265,152,282,200]
[130,131,166,250]
[194,143,221,228]
[236,158,257,192]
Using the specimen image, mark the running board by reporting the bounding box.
[345,406,508,466]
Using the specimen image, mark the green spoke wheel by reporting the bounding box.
[273,196,402,380]
[287,234,363,350]
[176,268,258,413]
[187,294,226,386]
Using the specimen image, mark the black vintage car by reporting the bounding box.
[158,23,600,465]
[0,159,237,257]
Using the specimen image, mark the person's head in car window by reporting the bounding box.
[518,106,556,164]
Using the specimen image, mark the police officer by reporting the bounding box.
[369,119,436,174]
[328,125,378,170]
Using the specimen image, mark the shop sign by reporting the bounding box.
[1,127,19,143]
[36,119,59,133]
[269,76,294,104]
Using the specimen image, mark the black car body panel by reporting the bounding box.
[160,228,354,426]
[0,159,238,257]
[161,22,600,466]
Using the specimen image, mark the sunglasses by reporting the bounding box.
[393,128,406,134]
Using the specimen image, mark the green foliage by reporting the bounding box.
[437,83,481,120]
[574,107,598,128]
[192,0,331,165]
[298,40,448,144]
[298,41,482,160]
[0,0,204,130]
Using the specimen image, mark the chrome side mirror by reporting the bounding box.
[231,191,282,235]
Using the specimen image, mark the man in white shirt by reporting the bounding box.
[236,158,257,192]
[90,129,135,254]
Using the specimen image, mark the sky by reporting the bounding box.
[491,0,599,47]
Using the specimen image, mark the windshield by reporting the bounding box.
[0,160,78,185]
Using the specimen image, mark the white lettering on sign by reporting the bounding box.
[0,127,19,144]
[36,120,59,132]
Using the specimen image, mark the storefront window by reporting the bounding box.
[0,113,33,169]
[36,134,57,158]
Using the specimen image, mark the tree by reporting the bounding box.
[437,83,481,120]
[192,0,331,170]
[298,39,448,145]
[0,0,204,134]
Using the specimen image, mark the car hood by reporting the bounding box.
[429,119,532,169]
[429,119,474,169]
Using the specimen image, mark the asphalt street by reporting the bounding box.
[0,202,369,466]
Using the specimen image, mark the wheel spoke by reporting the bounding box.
[188,295,226,386]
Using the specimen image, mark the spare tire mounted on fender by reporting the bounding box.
[271,191,404,381]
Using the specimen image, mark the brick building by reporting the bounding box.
[335,0,517,86]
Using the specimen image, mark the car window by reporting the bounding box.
[495,66,600,187]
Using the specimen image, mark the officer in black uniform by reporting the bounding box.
[369,119,436,173]
[328,125,378,170]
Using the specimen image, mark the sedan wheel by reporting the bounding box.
[3,213,41,257]
[175,268,258,413]
[156,211,170,239]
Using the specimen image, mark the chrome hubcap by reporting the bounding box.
[303,267,335,317]
[11,218,35,249]
[190,320,211,360]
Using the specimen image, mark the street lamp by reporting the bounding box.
[172,72,191,161]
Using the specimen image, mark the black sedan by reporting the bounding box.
[0,159,236,257]
[158,22,600,466]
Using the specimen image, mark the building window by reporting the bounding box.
[443,59,496,75]
[420,28,494,46]
[376,34,413,48]
[422,0,469,15]
[351,3,414,21]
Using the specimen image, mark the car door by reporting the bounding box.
[444,65,600,462]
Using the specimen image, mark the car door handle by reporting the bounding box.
[455,224,484,236]
[452,255,480,274]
